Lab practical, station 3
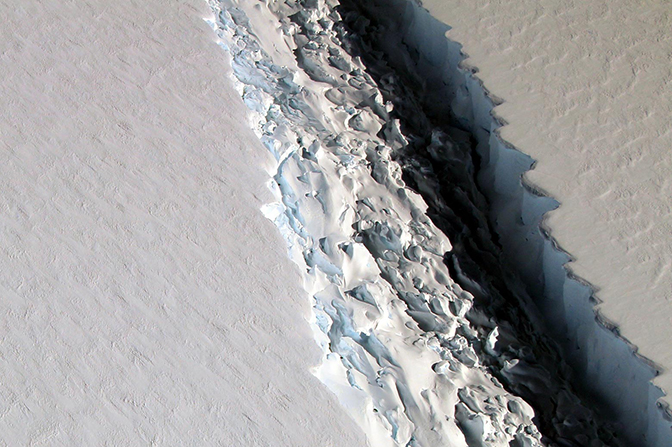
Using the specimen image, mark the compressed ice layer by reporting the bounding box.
[206,1,636,445]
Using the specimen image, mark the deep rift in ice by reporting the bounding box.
[206,1,626,445]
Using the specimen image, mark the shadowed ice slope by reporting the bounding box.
[205,0,666,445]
[337,0,672,445]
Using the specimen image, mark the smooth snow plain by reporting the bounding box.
[0,1,368,445]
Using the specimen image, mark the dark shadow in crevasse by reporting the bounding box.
[331,1,635,445]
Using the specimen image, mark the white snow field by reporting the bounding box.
[0,1,369,445]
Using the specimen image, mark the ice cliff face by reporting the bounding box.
[335,1,672,446]
[206,1,632,446]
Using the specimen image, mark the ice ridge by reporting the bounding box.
[205,0,636,445]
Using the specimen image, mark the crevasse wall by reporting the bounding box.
[359,0,672,445]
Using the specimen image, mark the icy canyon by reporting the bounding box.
[0,0,670,446]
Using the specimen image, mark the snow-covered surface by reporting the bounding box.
[0,1,369,445]
[415,0,672,441]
